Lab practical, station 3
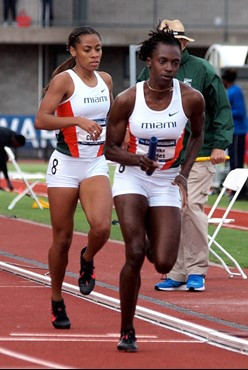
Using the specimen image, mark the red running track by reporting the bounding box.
[0,215,248,368]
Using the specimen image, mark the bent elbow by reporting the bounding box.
[34,116,43,130]
[104,145,116,162]
[103,145,111,160]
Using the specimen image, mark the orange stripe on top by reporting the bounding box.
[56,101,79,157]
[128,131,137,154]
[97,143,104,156]
[161,131,185,170]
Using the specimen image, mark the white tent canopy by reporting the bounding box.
[204,44,248,74]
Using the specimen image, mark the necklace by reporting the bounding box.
[146,80,173,93]
[73,67,95,83]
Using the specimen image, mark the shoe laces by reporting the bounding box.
[188,274,203,281]
[79,259,95,282]
[121,328,136,342]
[51,301,68,321]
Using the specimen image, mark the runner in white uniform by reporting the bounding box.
[35,26,113,331]
[47,69,110,187]
[105,25,205,352]
[113,78,188,208]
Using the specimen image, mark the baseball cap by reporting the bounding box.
[160,19,195,42]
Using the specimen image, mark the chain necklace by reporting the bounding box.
[73,67,95,83]
[146,80,173,93]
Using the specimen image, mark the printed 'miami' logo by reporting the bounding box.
[84,96,108,104]
[141,121,177,129]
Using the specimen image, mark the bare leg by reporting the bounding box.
[114,194,148,331]
[79,175,113,261]
[147,206,182,274]
[48,187,78,301]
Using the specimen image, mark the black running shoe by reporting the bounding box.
[51,299,71,329]
[78,247,95,295]
[117,328,138,352]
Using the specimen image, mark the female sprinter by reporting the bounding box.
[35,26,113,329]
[104,25,205,351]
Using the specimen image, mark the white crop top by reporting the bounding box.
[56,69,110,158]
[128,79,188,170]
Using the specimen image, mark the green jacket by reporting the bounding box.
[137,49,234,161]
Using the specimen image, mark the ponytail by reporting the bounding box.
[42,56,75,97]
[42,25,101,97]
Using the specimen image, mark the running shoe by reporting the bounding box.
[186,274,205,291]
[51,299,71,329]
[117,328,138,352]
[78,247,95,295]
[154,278,186,291]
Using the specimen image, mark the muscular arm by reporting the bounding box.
[180,86,205,178]
[104,87,140,165]
[104,86,158,171]
[104,87,158,172]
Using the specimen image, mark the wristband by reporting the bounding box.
[178,173,187,182]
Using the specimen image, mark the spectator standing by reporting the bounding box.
[222,68,248,199]
[41,0,54,27]
[3,0,17,27]
[0,127,26,191]
[138,19,233,292]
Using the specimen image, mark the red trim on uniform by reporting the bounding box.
[97,143,104,156]
[161,131,185,170]
[57,101,79,157]
[128,130,137,154]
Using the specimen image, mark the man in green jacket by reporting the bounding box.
[138,19,233,291]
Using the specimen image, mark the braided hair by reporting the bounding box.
[139,22,181,62]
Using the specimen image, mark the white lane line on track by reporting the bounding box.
[1,261,248,356]
[0,346,74,369]
[225,224,248,231]
[0,285,46,288]
[0,337,204,343]
[7,332,205,343]
[10,333,157,338]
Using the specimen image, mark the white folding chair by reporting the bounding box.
[208,168,248,279]
[4,146,43,210]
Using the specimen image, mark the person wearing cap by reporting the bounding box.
[138,19,233,292]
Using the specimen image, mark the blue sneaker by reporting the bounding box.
[186,274,205,291]
[155,278,186,291]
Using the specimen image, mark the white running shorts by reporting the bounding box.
[46,150,109,188]
[112,164,182,208]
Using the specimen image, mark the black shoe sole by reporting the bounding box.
[117,344,138,352]
[78,280,95,295]
[52,321,71,329]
